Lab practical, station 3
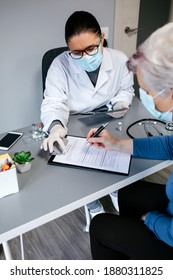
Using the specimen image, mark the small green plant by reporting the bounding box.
[13,151,34,164]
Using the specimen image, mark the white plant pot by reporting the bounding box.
[15,162,32,173]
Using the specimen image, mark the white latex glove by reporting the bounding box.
[107,101,129,118]
[41,124,67,153]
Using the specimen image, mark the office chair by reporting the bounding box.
[42,47,68,92]
[42,47,91,232]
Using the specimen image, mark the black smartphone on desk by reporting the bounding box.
[0,131,23,150]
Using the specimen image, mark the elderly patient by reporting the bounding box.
[88,22,173,260]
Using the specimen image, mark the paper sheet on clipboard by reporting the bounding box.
[48,136,131,175]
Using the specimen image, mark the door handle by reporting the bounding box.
[124,26,140,34]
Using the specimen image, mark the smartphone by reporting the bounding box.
[0,131,23,150]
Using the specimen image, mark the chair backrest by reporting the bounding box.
[42,47,68,92]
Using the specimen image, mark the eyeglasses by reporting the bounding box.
[69,36,102,60]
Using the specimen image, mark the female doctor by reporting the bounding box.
[88,22,173,259]
[41,11,134,216]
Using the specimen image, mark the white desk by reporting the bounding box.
[0,97,172,259]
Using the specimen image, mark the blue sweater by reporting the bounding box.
[133,135,173,247]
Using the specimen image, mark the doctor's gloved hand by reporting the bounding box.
[109,101,129,118]
[41,124,67,154]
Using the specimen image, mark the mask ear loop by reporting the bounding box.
[152,89,173,115]
[152,89,166,100]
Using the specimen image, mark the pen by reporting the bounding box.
[85,122,109,144]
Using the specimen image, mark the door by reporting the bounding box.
[114,0,171,57]
[114,0,171,92]
[113,0,140,58]
[137,0,171,46]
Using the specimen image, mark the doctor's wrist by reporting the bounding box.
[48,120,64,133]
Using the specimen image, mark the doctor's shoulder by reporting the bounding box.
[51,51,68,65]
[49,51,71,71]
[52,51,80,76]
[107,48,129,63]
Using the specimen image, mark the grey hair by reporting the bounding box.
[127,22,173,95]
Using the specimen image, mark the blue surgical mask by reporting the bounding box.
[75,47,103,72]
[139,88,173,122]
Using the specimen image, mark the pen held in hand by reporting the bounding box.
[85,122,109,145]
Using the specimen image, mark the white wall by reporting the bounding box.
[0,0,115,133]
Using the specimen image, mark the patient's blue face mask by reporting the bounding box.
[75,47,103,72]
[139,88,173,122]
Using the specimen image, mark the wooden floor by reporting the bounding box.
[0,165,172,260]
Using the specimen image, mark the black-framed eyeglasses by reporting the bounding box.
[69,36,102,60]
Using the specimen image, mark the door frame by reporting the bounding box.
[113,0,140,57]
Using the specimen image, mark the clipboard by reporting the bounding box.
[48,136,131,175]
[78,107,127,125]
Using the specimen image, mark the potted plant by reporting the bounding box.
[12,151,34,173]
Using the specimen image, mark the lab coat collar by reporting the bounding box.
[94,48,113,92]
[101,48,113,71]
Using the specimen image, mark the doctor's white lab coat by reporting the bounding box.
[41,47,134,131]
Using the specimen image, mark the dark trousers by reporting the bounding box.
[90,180,173,259]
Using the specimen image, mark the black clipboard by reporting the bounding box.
[47,136,131,175]
[78,107,127,125]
